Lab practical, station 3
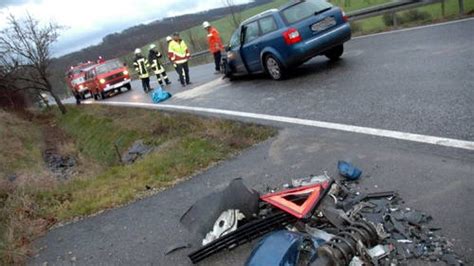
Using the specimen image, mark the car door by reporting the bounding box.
[227,28,247,75]
[240,20,263,74]
[85,69,97,93]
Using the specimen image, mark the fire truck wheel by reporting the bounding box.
[99,92,106,100]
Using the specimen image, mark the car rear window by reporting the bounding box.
[259,16,277,35]
[96,60,123,75]
[282,0,333,24]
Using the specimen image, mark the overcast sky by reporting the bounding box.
[0,0,251,57]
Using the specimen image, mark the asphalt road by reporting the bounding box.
[32,19,474,265]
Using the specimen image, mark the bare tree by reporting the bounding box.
[0,13,67,114]
[222,0,242,28]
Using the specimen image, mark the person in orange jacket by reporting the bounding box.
[203,21,224,74]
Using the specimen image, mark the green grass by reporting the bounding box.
[355,0,474,35]
[0,106,276,264]
[45,105,276,219]
[0,111,44,178]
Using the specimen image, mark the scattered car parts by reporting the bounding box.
[181,166,464,265]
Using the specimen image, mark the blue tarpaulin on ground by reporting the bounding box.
[151,86,172,103]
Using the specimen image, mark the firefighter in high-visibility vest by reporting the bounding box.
[148,44,171,86]
[166,36,181,79]
[168,32,191,87]
[202,21,224,74]
[133,48,151,93]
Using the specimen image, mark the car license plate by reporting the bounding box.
[311,17,336,32]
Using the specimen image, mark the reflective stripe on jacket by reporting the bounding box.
[168,40,190,64]
[133,56,150,79]
[148,50,165,74]
[207,27,223,53]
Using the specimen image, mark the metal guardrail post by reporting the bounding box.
[458,0,465,15]
[393,12,399,28]
[441,0,445,17]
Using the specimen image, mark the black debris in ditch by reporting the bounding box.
[43,148,77,180]
[121,140,154,165]
[180,168,465,265]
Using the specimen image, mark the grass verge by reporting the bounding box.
[352,0,474,36]
[0,106,276,264]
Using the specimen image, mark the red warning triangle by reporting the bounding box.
[260,181,331,219]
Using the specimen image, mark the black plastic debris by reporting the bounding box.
[180,178,260,239]
[121,140,153,164]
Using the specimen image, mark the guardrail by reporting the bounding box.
[182,0,463,62]
[348,0,442,21]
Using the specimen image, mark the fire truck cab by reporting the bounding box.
[83,59,131,100]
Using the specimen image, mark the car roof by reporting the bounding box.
[241,8,278,24]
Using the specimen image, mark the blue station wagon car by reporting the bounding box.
[225,0,351,80]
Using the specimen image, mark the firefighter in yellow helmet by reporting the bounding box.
[148,44,171,86]
[133,48,151,93]
[168,32,191,87]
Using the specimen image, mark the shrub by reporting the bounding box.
[401,10,432,24]
[382,13,402,27]
[350,21,362,33]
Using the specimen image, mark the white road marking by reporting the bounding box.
[173,78,225,100]
[353,17,474,40]
[88,101,474,151]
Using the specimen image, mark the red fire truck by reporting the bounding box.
[82,59,131,100]
[65,61,95,100]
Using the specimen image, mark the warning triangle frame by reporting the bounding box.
[260,180,333,219]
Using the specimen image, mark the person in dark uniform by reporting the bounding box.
[148,44,171,86]
[133,48,151,93]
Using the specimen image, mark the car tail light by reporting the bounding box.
[283,28,302,45]
[342,10,349,22]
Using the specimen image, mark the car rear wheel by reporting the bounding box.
[265,55,285,81]
[325,45,344,61]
